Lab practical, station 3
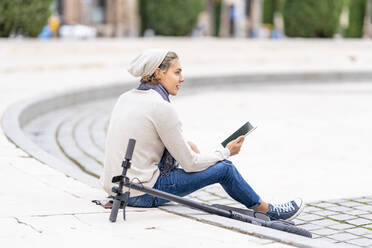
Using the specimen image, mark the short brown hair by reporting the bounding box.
[140,51,178,84]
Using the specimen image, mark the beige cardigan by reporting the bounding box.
[100,89,230,196]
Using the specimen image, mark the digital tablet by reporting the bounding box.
[221,121,257,147]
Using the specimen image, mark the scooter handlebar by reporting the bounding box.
[125,139,136,160]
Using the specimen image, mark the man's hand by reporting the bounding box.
[188,141,200,154]
[226,136,245,156]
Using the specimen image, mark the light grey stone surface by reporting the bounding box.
[311,219,341,227]
[328,206,354,212]
[297,214,323,221]
[331,214,357,221]
[3,39,372,248]
[360,214,372,220]
[328,233,359,242]
[340,201,365,207]
[315,210,338,216]
[347,238,372,246]
[355,205,372,211]
[312,228,339,236]
[345,228,372,235]
[346,218,371,226]
[329,223,355,230]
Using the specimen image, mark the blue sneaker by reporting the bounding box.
[266,198,304,221]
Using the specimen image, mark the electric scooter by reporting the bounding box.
[109,139,312,238]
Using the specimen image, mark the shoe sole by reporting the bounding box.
[286,199,305,221]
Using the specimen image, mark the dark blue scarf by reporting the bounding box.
[137,82,178,176]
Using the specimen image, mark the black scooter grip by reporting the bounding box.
[109,199,121,222]
[125,139,136,160]
[268,221,312,238]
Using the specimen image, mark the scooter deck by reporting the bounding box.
[212,204,270,220]
[211,204,296,225]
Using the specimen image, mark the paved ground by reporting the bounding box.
[22,81,372,247]
[2,38,372,247]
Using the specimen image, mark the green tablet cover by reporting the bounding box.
[221,121,256,147]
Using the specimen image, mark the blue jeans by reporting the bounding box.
[128,160,261,209]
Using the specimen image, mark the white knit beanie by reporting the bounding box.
[127,48,169,77]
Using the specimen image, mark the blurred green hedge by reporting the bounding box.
[347,0,367,38]
[283,0,343,38]
[213,0,222,36]
[263,0,277,25]
[0,0,54,37]
[140,0,204,36]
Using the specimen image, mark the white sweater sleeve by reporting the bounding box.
[153,102,230,172]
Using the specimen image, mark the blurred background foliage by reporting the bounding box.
[347,0,367,37]
[283,0,344,38]
[263,0,367,38]
[0,0,54,37]
[139,0,204,36]
[0,0,369,38]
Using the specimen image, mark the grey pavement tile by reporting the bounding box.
[314,210,338,217]
[345,227,372,235]
[339,201,365,207]
[329,223,355,230]
[250,239,276,246]
[360,214,372,220]
[354,205,372,211]
[328,232,359,242]
[225,202,246,208]
[191,191,215,198]
[346,218,372,226]
[203,187,226,196]
[349,209,370,216]
[297,223,322,231]
[363,224,372,229]
[331,214,358,221]
[326,199,348,204]
[311,233,320,239]
[196,194,222,202]
[339,244,364,248]
[293,219,306,225]
[297,213,323,221]
[303,206,322,212]
[364,234,372,239]
[315,202,338,208]
[351,197,370,203]
[312,228,339,236]
[192,197,210,204]
[311,218,341,226]
[347,238,372,247]
[328,206,354,212]
[161,205,209,216]
[316,237,337,243]
[185,195,197,200]
[210,198,234,205]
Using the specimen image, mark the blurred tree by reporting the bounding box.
[347,0,367,37]
[139,0,148,36]
[214,0,222,36]
[263,0,277,25]
[141,0,204,36]
[283,0,343,38]
[0,0,54,37]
